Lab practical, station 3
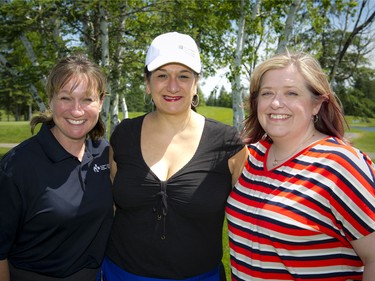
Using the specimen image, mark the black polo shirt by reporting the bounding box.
[0,124,113,277]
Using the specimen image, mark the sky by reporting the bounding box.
[200,68,231,98]
[200,0,374,99]
[200,48,375,99]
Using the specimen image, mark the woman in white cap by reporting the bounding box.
[100,32,248,281]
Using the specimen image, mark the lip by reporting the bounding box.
[163,95,182,102]
[67,119,85,125]
[269,114,290,120]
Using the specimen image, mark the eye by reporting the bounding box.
[59,96,71,101]
[287,91,298,96]
[153,72,168,80]
[260,91,273,97]
[178,73,194,81]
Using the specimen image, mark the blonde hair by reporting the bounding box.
[243,52,347,144]
[30,54,107,140]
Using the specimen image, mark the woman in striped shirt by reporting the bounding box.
[226,52,375,281]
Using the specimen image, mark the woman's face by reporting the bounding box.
[49,76,103,145]
[146,63,198,114]
[257,65,322,142]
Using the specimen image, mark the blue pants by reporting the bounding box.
[99,257,220,281]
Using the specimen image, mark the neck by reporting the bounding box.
[50,127,86,161]
[271,130,316,167]
[151,110,193,134]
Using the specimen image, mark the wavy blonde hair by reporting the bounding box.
[30,54,107,140]
[243,52,347,144]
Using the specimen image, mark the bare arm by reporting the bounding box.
[0,259,10,281]
[109,146,117,183]
[109,146,118,212]
[350,231,375,280]
[228,146,248,186]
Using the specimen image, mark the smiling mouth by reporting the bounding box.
[163,96,182,102]
[270,114,289,120]
[68,119,85,125]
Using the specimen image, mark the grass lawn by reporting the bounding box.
[0,107,374,280]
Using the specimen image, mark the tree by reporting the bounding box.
[327,0,375,85]
[218,86,232,108]
[276,0,302,53]
[0,0,374,126]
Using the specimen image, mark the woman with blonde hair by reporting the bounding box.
[226,52,375,280]
[0,54,113,281]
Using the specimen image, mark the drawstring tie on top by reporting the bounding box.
[153,181,168,239]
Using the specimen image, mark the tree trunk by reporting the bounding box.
[276,0,301,54]
[231,0,247,132]
[110,1,128,129]
[99,4,112,139]
[0,54,46,112]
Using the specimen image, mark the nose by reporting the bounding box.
[167,76,180,94]
[271,93,285,109]
[71,101,84,116]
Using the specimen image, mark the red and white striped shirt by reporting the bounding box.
[226,137,375,281]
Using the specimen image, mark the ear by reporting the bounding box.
[49,99,54,112]
[99,95,105,111]
[145,82,151,94]
[312,100,323,116]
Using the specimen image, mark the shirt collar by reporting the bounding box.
[36,123,96,163]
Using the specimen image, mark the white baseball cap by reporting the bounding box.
[145,32,201,74]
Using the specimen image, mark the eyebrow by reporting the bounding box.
[155,68,193,74]
[260,85,297,90]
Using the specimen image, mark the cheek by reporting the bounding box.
[257,99,268,113]
[87,103,102,115]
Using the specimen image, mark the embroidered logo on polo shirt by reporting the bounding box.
[93,163,110,173]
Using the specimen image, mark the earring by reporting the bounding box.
[192,94,199,107]
[313,114,319,123]
[144,93,154,105]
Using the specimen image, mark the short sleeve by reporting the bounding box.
[0,152,23,259]
[223,123,245,159]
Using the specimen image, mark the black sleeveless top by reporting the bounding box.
[107,114,244,279]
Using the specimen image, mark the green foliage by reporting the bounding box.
[338,87,375,118]
[1,1,374,132]
[353,67,375,101]
[206,86,232,108]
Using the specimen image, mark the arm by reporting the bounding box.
[109,146,117,183]
[109,146,117,212]
[228,146,248,186]
[350,231,375,280]
[0,259,10,281]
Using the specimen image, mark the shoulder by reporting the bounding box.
[316,137,369,161]
[203,118,245,155]
[88,138,109,155]
[110,114,146,146]
[312,137,375,177]
[204,118,240,136]
[114,115,145,132]
[247,140,269,159]
[0,136,38,172]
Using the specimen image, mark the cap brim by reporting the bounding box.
[147,55,201,73]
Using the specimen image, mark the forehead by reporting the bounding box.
[58,75,98,95]
[155,63,193,72]
[262,65,303,86]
